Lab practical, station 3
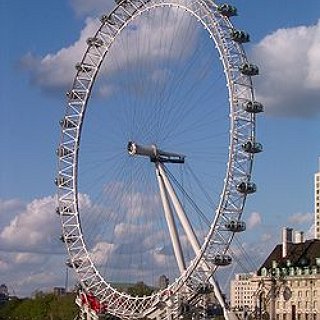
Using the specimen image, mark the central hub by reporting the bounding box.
[127,141,185,164]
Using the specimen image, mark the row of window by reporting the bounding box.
[277,300,317,309]
[276,314,317,320]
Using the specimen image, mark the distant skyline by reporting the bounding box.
[1,0,320,296]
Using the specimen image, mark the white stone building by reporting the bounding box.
[230,272,259,312]
[230,229,320,320]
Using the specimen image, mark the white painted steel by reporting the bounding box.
[57,0,261,318]
[156,164,186,274]
[158,163,201,255]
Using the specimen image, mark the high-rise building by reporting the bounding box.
[158,275,169,290]
[315,162,320,239]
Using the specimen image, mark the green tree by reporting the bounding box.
[0,293,78,320]
[126,282,154,297]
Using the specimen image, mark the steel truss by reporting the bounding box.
[57,0,262,319]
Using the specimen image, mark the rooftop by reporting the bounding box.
[258,239,320,275]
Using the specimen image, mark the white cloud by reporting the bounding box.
[288,212,313,225]
[69,0,114,17]
[90,241,115,265]
[305,223,315,240]
[247,211,262,229]
[0,198,26,229]
[22,7,197,96]
[21,18,100,93]
[0,259,9,272]
[14,252,47,265]
[252,20,320,117]
[261,232,273,242]
[0,194,100,297]
[0,195,61,253]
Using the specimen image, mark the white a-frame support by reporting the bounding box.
[156,162,231,320]
[156,163,186,273]
[127,142,231,320]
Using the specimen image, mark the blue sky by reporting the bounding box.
[0,0,320,297]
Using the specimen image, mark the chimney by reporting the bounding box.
[295,231,304,244]
[282,227,293,258]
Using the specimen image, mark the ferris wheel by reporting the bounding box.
[56,0,263,319]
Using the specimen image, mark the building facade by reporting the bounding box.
[315,167,320,240]
[0,284,9,303]
[230,273,259,312]
[230,231,320,320]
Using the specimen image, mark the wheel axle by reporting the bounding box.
[127,141,185,163]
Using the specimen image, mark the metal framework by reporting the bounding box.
[57,0,263,319]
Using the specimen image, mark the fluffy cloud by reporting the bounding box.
[252,20,320,117]
[0,195,83,296]
[305,223,315,240]
[288,212,313,225]
[247,211,262,229]
[21,18,100,93]
[0,195,61,253]
[0,198,26,229]
[69,0,114,17]
[21,7,197,96]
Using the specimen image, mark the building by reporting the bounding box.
[53,286,66,296]
[158,275,169,290]
[0,284,9,303]
[230,272,259,312]
[230,228,320,320]
[315,164,320,239]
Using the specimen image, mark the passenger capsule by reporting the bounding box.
[243,101,264,113]
[75,63,93,73]
[239,63,259,76]
[56,206,75,216]
[66,91,77,100]
[56,146,73,157]
[236,182,257,194]
[60,235,77,243]
[208,254,232,266]
[100,14,116,25]
[66,259,82,268]
[86,37,104,47]
[217,4,237,17]
[197,283,213,294]
[225,220,246,232]
[60,117,76,128]
[231,29,250,43]
[55,176,71,187]
[242,141,263,154]
[66,90,86,101]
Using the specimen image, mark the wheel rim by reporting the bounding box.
[57,0,258,318]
